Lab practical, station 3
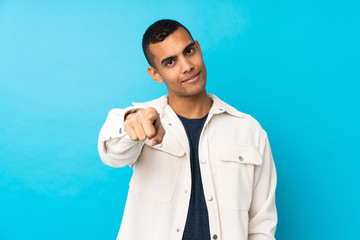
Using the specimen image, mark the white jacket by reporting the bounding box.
[98,94,277,240]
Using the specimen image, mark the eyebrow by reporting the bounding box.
[160,42,196,66]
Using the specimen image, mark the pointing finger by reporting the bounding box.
[150,123,165,147]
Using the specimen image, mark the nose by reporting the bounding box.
[181,58,194,74]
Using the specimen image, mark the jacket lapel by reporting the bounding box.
[161,104,190,159]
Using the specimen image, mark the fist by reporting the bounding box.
[124,107,165,147]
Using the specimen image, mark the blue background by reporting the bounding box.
[1,0,359,239]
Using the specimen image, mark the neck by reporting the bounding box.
[168,91,213,119]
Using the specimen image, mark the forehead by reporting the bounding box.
[148,27,193,63]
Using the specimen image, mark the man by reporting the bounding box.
[98,19,277,240]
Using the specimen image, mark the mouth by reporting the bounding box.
[182,71,201,83]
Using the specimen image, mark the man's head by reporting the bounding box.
[142,19,194,67]
[142,19,207,99]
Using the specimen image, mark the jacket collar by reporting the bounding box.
[132,94,245,118]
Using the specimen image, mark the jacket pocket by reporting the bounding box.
[129,132,185,202]
[216,144,262,210]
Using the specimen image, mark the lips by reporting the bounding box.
[182,71,200,83]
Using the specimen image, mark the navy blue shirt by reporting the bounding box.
[177,113,210,240]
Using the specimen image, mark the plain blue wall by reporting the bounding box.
[1,0,359,239]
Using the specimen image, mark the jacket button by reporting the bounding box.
[238,156,243,161]
[168,123,172,126]
[201,159,206,164]
[176,228,180,232]
[119,127,122,134]
[212,234,218,239]
[207,195,213,201]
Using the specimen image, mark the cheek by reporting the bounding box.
[194,56,205,69]
[162,77,178,90]
[163,69,181,84]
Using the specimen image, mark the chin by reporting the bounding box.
[185,86,207,97]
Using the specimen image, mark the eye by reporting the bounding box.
[166,59,175,67]
[185,48,194,55]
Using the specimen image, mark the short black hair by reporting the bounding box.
[142,19,194,67]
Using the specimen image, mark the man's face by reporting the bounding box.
[147,27,207,99]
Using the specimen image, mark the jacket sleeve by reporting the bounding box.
[248,131,278,240]
[98,106,145,168]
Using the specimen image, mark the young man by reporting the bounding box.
[98,19,277,240]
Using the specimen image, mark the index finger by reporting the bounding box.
[140,113,157,139]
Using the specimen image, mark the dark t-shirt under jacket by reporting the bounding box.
[177,113,210,240]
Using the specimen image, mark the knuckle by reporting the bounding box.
[148,130,156,139]
[148,107,156,112]
[148,107,158,116]
[140,111,148,120]
[139,132,147,140]
[134,121,142,129]
[134,114,141,121]
[131,111,140,120]
[137,130,145,140]
[124,127,131,135]
[142,108,150,115]
[125,118,136,128]
[124,121,131,129]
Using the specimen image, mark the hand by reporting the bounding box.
[124,107,165,147]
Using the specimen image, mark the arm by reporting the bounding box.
[98,106,144,168]
[248,132,278,240]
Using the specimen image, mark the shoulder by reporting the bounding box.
[105,95,167,119]
[131,95,168,110]
[210,94,267,137]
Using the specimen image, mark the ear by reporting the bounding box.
[147,66,163,84]
[195,40,202,54]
